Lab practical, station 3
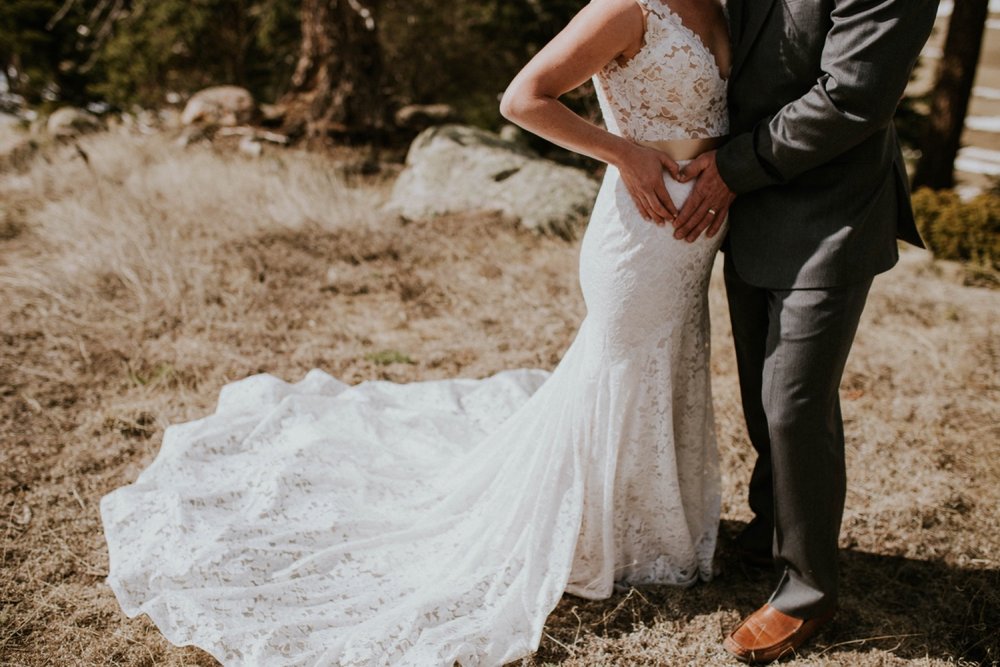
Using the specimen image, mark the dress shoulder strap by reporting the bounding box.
[634,0,674,20]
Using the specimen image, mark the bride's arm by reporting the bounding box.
[500,0,680,226]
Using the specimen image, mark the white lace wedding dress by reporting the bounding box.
[100,1,730,664]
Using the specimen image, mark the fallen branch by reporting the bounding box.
[215,126,290,145]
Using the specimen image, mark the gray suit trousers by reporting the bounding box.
[724,253,872,617]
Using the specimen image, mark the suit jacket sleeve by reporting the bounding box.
[716,0,938,194]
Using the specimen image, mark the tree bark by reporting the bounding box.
[280,0,386,141]
[913,0,990,189]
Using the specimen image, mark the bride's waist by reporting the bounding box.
[637,136,726,161]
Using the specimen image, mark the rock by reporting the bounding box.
[394,104,459,131]
[238,136,263,158]
[181,86,256,127]
[0,134,38,172]
[386,124,599,238]
[46,107,102,138]
[498,123,529,147]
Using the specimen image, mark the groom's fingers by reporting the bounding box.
[682,192,734,241]
[705,203,730,239]
[673,152,736,240]
[675,198,714,240]
[685,209,715,241]
[677,153,711,182]
[673,180,708,230]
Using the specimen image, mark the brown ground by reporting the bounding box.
[1,133,997,666]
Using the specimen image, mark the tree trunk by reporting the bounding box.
[913,0,990,190]
[280,0,386,141]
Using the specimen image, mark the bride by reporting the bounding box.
[100,0,732,664]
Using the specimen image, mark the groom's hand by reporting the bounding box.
[673,150,735,242]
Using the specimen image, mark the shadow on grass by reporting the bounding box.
[537,520,999,665]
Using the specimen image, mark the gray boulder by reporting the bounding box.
[46,107,102,138]
[498,123,530,147]
[387,124,599,238]
[394,104,459,131]
[181,86,256,127]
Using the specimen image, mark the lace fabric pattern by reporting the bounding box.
[594,0,729,142]
[101,0,728,663]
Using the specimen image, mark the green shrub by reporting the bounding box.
[911,188,1000,270]
[379,0,593,131]
[5,1,593,133]
[88,0,300,109]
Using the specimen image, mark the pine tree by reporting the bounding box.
[0,0,92,106]
[87,0,300,109]
[279,0,385,140]
[913,0,991,189]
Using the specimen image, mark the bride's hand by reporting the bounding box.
[498,0,682,225]
[615,142,681,226]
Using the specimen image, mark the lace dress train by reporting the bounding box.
[100,0,730,663]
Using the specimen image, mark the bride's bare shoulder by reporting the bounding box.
[580,0,647,24]
[572,0,647,51]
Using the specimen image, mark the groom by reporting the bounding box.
[670,0,940,662]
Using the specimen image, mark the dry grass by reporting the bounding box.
[1,131,997,666]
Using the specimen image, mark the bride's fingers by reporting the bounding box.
[653,181,678,219]
[626,186,653,221]
[642,184,671,223]
[637,199,653,222]
[625,174,669,225]
[644,194,668,225]
[658,154,681,180]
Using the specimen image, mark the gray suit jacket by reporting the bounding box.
[716,0,939,289]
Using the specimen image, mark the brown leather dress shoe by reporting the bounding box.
[723,603,835,663]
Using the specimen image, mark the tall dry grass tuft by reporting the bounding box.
[1,132,385,334]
